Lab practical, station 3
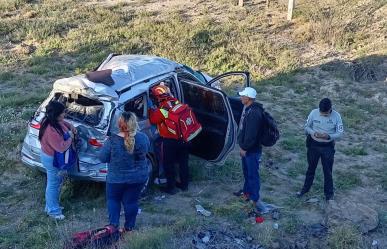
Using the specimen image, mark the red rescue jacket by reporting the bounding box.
[148,97,181,139]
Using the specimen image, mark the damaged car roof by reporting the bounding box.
[53,54,181,99]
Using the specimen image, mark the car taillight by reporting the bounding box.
[30,122,41,129]
[88,138,103,147]
[99,169,108,173]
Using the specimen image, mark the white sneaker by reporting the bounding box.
[50,214,65,220]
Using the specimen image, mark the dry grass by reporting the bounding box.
[328,225,363,249]
[0,0,386,248]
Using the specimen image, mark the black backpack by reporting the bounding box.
[260,108,280,147]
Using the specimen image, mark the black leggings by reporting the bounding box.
[162,138,190,189]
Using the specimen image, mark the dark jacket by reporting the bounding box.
[238,102,263,153]
[99,132,150,184]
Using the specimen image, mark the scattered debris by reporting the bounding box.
[255,216,265,223]
[271,210,281,220]
[306,223,328,238]
[234,238,245,246]
[261,201,283,211]
[371,240,379,249]
[195,205,212,217]
[196,231,212,244]
[294,239,308,249]
[193,231,213,249]
[305,197,319,204]
[202,235,210,244]
[192,230,261,249]
[154,195,166,201]
[273,223,279,230]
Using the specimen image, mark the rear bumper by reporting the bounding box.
[21,147,107,182]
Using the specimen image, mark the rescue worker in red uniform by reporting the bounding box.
[148,85,190,195]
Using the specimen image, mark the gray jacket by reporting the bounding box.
[304,109,344,143]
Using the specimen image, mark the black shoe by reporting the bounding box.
[160,187,178,195]
[233,189,244,197]
[175,182,188,192]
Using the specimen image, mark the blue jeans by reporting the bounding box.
[106,182,145,230]
[41,152,64,216]
[242,151,262,202]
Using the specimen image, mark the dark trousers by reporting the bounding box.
[163,138,190,190]
[302,142,335,198]
[242,151,262,202]
[106,182,145,230]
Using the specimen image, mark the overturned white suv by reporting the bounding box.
[21,54,250,182]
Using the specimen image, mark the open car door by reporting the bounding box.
[206,71,250,126]
[179,80,237,163]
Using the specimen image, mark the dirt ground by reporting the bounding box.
[0,0,386,248]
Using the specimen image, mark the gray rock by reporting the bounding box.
[325,199,379,233]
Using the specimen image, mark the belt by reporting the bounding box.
[306,135,334,147]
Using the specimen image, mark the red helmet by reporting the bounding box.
[151,85,170,99]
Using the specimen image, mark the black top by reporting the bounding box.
[237,102,263,153]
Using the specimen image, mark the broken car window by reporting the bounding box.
[53,92,104,126]
[124,94,146,119]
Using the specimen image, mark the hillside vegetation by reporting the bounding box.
[0,0,386,248]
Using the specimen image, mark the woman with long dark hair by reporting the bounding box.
[99,111,150,232]
[39,100,76,220]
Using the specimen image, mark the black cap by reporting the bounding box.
[319,98,332,112]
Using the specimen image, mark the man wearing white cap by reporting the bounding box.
[234,87,268,214]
